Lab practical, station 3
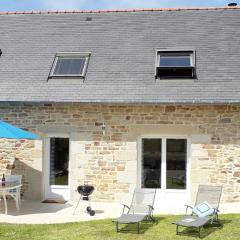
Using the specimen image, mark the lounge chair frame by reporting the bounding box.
[114,188,156,234]
[173,185,222,238]
[185,185,222,224]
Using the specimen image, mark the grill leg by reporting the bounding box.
[86,196,92,213]
[73,196,81,215]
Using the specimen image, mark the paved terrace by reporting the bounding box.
[0,199,122,224]
[0,198,240,224]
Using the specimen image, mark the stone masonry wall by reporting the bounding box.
[0,103,239,204]
[0,139,42,199]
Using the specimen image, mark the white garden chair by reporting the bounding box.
[5,175,22,210]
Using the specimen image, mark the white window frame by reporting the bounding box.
[49,52,91,78]
[138,135,190,193]
[43,133,71,200]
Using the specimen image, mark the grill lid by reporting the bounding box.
[77,185,94,196]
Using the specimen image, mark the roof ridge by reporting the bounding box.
[0,6,239,15]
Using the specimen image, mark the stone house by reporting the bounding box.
[0,7,240,214]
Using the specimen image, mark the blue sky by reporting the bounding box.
[0,0,233,11]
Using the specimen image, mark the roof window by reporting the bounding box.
[156,50,195,79]
[49,52,90,78]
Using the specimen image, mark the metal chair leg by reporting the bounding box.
[3,194,7,214]
[15,194,19,210]
[17,188,21,206]
[116,222,119,232]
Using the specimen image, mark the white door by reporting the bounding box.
[44,136,70,201]
[139,136,190,214]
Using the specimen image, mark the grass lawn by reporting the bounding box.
[0,214,239,240]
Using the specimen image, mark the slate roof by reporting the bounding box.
[0,7,240,104]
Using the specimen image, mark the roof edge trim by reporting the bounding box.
[0,6,239,15]
[1,100,240,105]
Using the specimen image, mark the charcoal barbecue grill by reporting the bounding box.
[73,184,95,216]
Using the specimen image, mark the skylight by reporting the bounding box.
[49,52,90,78]
[156,50,195,79]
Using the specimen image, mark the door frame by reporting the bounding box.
[137,134,191,193]
[43,133,71,201]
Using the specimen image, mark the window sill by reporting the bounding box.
[141,188,189,193]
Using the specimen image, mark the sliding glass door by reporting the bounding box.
[141,137,188,190]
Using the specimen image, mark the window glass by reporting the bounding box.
[50,138,69,185]
[160,55,191,67]
[166,139,187,189]
[53,57,86,76]
[142,139,162,188]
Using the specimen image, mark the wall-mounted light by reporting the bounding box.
[102,122,106,136]
[95,121,106,135]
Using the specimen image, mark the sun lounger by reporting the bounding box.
[172,185,222,237]
[113,188,156,233]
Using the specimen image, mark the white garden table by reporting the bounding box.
[0,182,22,214]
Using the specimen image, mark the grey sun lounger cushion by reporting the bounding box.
[113,214,146,223]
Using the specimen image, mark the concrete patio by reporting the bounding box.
[0,199,122,224]
[1,198,239,225]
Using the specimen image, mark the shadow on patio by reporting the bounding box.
[0,199,110,224]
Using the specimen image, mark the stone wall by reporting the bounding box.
[0,103,239,204]
[0,138,42,199]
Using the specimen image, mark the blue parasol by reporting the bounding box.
[0,121,39,139]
